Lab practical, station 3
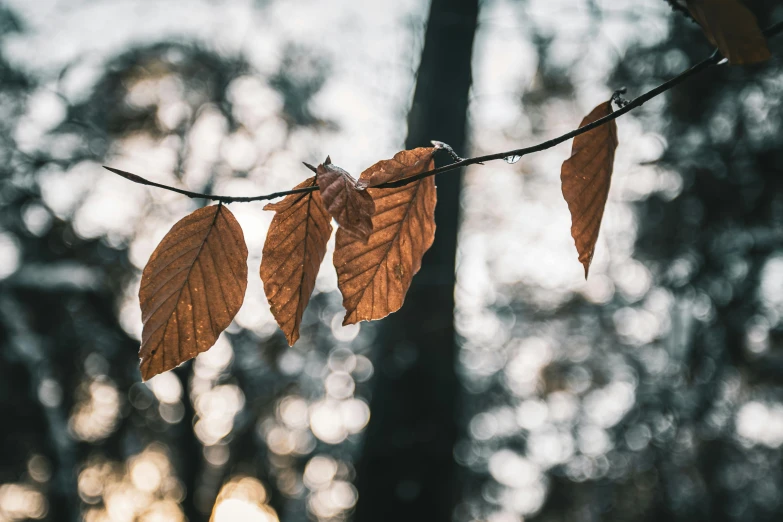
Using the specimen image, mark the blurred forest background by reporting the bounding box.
[1,0,783,521]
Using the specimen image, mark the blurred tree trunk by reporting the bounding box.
[353,0,478,520]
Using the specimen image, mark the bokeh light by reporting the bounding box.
[1,0,782,521]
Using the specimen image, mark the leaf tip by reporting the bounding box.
[303,162,317,174]
[139,358,153,382]
[104,165,148,184]
[341,226,372,244]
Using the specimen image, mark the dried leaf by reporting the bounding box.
[360,147,438,186]
[561,101,618,279]
[334,147,437,325]
[139,205,248,380]
[260,177,332,345]
[317,158,375,241]
[686,0,770,64]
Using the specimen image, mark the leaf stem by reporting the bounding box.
[104,20,783,203]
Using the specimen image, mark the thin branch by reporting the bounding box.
[104,20,783,203]
[103,166,317,203]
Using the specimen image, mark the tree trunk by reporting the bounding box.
[353,0,478,520]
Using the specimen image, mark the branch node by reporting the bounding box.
[432,140,483,165]
[612,88,630,108]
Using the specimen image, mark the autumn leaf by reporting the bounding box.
[333,147,437,325]
[686,0,770,65]
[260,177,332,345]
[360,147,439,186]
[139,204,248,380]
[316,157,375,242]
[561,101,618,279]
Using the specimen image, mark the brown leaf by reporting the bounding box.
[561,101,618,279]
[139,205,248,380]
[316,158,375,242]
[333,147,437,325]
[360,147,438,186]
[260,177,332,345]
[686,0,770,65]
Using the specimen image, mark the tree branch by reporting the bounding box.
[104,20,783,203]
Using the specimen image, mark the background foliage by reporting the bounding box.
[0,1,782,521]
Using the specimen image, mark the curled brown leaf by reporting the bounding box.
[139,204,248,380]
[316,158,375,242]
[561,101,618,279]
[260,177,332,345]
[333,147,437,325]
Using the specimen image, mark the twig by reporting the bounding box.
[103,166,317,203]
[104,20,783,203]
